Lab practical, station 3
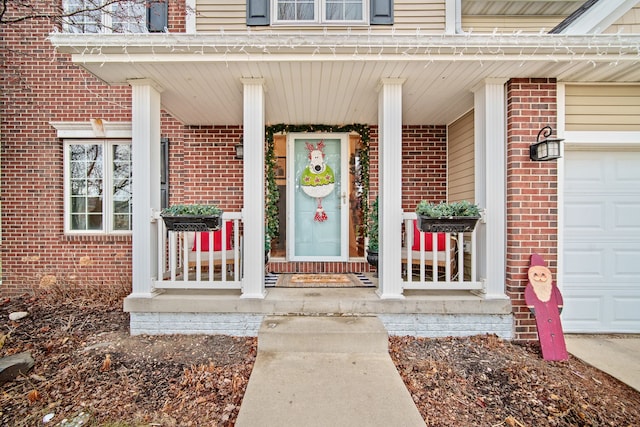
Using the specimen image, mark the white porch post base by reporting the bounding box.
[377,78,406,300]
[129,79,163,296]
[241,78,267,299]
[473,78,509,300]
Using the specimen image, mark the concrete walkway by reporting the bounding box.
[565,334,640,392]
[235,316,426,427]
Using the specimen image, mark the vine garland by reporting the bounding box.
[265,123,371,245]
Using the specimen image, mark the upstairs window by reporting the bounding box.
[248,0,392,26]
[273,0,366,24]
[62,0,167,33]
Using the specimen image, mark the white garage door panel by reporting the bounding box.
[615,158,640,183]
[564,249,605,279]
[561,294,602,321]
[564,202,605,230]
[564,158,605,187]
[615,249,640,277]
[562,293,640,332]
[616,203,640,229]
[615,298,640,321]
[563,149,640,333]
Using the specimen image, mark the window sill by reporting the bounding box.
[270,22,369,27]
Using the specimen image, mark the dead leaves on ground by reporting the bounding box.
[0,296,257,426]
[100,353,111,372]
[27,389,41,403]
[390,335,640,427]
[2,296,640,427]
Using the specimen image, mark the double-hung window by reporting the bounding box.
[248,0,391,27]
[273,0,367,25]
[64,140,132,234]
[63,0,148,33]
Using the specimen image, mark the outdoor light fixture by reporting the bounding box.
[235,141,244,159]
[530,126,563,161]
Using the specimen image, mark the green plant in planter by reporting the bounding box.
[160,204,223,232]
[415,200,480,233]
[415,200,480,218]
[161,204,222,216]
[367,196,379,253]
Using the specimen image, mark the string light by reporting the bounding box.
[50,31,640,71]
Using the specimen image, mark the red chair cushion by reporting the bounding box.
[192,221,233,252]
[411,220,446,251]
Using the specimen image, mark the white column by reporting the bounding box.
[377,78,406,299]
[241,78,266,299]
[129,79,163,297]
[473,78,509,299]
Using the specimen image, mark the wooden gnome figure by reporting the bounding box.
[300,141,335,222]
[525,253,568,361]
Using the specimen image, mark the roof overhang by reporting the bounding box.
[50,32,640,125]
[462,0,585,17]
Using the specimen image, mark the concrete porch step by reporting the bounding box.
[235,315,426,427]
[257,315,389,353]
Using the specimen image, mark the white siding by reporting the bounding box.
[603,6,640,34]
[195,0,446,33]
[461,15,565,33]
[448,110,474,203]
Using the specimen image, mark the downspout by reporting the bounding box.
[446,0,464,34]
[455,0,463,34]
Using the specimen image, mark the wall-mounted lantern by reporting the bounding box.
[530,125,562,161]
[235,141,244,159]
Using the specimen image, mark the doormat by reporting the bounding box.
[274,273,374,288]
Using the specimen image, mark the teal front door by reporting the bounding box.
[287,133,348,261]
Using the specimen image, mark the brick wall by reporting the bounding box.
[506,78,559,341]
[168,0,187,32]
[176,126,244,212]
[0,1,186,295]
[0,10,126,295]
[368,124,448,209]
[0,2,449,294]
[402,125,448,210]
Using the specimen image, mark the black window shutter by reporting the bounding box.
[247,0,270,26]
[147,0,168,32]
[160,137,169,209]
[370,0,393,25]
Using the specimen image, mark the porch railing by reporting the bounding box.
[150,210,482,293]
[153,212,243,290]
[401,212,484,292]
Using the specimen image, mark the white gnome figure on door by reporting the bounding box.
[300,141,335,222]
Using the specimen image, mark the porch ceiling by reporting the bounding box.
[462,0,585,16]
[51,33,640,126]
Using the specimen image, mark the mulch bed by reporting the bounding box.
[1,294,639,426]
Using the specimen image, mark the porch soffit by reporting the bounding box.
[462,1,585,17]
[50,33,640,126]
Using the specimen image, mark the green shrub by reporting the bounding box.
[367,196,379,252]
[415,200,480,218]
[161,204,222,216]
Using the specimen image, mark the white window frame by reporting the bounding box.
[63,139,133,235]
[62,0,147,33]
[272,0,368,26]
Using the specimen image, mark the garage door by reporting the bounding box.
[562,148,640,332]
